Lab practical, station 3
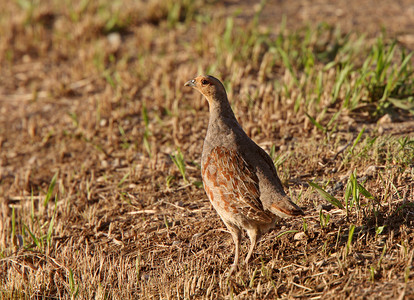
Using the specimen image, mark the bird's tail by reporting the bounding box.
[269,196,304,218]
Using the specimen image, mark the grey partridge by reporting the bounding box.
[185,75,304,273]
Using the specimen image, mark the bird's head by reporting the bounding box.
[184,75,227,102]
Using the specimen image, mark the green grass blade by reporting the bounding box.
[249,267,258,288]
[11,206,16,241]
[117,171,130,188]
[44,172,58,207]
[273,151,290,168]
[143,131,152,158]
[142,104,149,128]
[397,52,413,78]
[277,46,298,85]
[332,64,352,104]
[344,179,353,215]
[350,127,365,153]
[326,110,342,129]
[357,183,374,200]
[346,224,355,255]
[24,224,40,250]
[30,189,35,223]
[388,97,414,113]
[305,112,325,133]
[47,195,58,247]
[276,230,298,239]
[170,148,187,182]
[309,181,344,209]
[350,171,360,209]
[69,268,76,295]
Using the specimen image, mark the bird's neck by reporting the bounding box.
[207,95,236,123]
[203,95,244,155]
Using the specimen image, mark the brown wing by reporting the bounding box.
[255,144,304,216]
[255,146,285,192]
[202,146,274,223]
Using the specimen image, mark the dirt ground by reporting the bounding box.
[0,0,413,299]
[229,0,414,43]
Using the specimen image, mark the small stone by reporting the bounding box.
[107,32,121,51]
[365,165,377,177]
[377,114,392,124]
[97,176,106,182]
[294,232,307,241]
[101,160,109,168]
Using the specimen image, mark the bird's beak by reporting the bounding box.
[184,79,196,87]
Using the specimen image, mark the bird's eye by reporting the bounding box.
[201,79,209,85]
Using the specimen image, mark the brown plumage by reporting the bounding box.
[185,75,304,274]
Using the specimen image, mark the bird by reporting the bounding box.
[184,75,304,274]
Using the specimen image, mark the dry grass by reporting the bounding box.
[1,0,413,299]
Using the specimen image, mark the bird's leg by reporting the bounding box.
[227,225,241,275]
[245,229,260,264]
